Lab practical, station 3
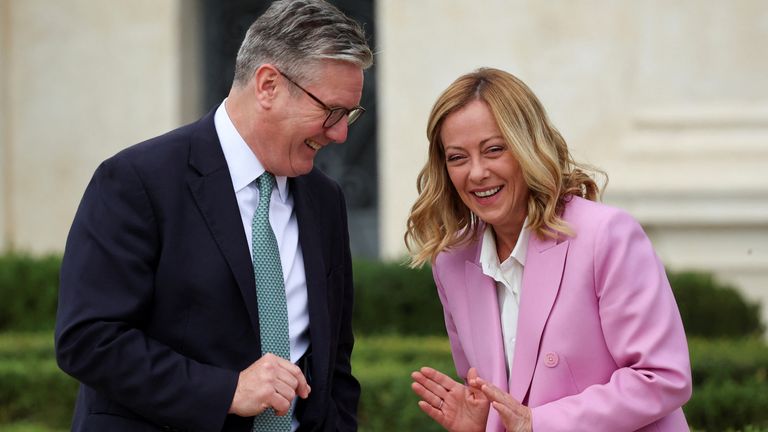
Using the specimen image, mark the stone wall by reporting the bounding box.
[0,0,200,252]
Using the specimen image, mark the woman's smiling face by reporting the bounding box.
[441,99,529,234]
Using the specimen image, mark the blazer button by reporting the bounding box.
[543,352,559,368]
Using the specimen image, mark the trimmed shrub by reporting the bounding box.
[357,360,445,432]
[685,379,768,432]
[688,338,768,386]
[354,335,456,367]
[354,336,457,431]
[0,333,77,428]
[686,337,768,431]
[0,422,67,432]
[352,259,446,336]
[0,253,60,332]
[3,333,768,432]
[670,271,765,338]
[0,253,764,339]
[351,260,765,339]
[0,359,77,428]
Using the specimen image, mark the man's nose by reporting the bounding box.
[325,119,349,144]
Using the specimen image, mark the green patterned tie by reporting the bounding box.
[251,172,292,432]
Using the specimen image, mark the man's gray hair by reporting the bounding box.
[233,0,373,86]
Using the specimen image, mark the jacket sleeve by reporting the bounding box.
[55,155,238,432]
[531,209,692,431]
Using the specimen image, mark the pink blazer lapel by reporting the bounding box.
[509,234,569,402]
[463,258,509,394]
[463,256,510,431]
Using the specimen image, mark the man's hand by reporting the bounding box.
[228,353,311,417]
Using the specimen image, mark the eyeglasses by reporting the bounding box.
[276,69,365,128]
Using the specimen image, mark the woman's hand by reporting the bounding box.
[472,377,532,432]
[411,366,490,432]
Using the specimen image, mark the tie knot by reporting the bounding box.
[258,172,276,196]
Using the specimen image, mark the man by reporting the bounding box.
[54,1,373,431]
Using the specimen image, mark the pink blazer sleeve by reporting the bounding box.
[530,208,692,431]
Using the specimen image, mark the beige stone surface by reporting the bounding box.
[1,0,9,248]
[1,0,195,253]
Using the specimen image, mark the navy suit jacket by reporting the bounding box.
[55,110,360,431]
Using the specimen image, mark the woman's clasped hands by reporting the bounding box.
[411,367,532,432]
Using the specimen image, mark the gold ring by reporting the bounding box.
[438,399,444,410]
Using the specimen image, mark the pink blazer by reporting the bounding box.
[432,196,692,432]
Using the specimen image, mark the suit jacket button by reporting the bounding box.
[543,352,559,367]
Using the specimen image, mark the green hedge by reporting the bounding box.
[352,259,446,336]
[670,271,765,338]
[352,259,765,338]
[2,333,767,432]
[0,333,77,429]
[685,338,768,431]
[355,336,456,432]
[688,338,768,386]
[0,253,60,331]
[0,253,764,338]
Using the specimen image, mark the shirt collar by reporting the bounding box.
[479,217,530,273]
[214,100,289,202]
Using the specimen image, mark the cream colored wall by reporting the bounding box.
[1,0,9,249]
[1,0,200,253]
[378,1,768,326]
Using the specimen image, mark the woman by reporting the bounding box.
[404,68,691,432]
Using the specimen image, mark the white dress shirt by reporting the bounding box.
[214,101,310,429]
[479,219,529,376]
[214,100,310,362]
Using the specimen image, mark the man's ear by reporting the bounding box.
[252,64,281,108]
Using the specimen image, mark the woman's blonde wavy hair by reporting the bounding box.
[405,68,605,267]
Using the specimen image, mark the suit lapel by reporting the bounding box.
[291,175,330,392]
[187,112,261,336]
[509,234,569,402]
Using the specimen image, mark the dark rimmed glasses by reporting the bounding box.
[276,68,365,128]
